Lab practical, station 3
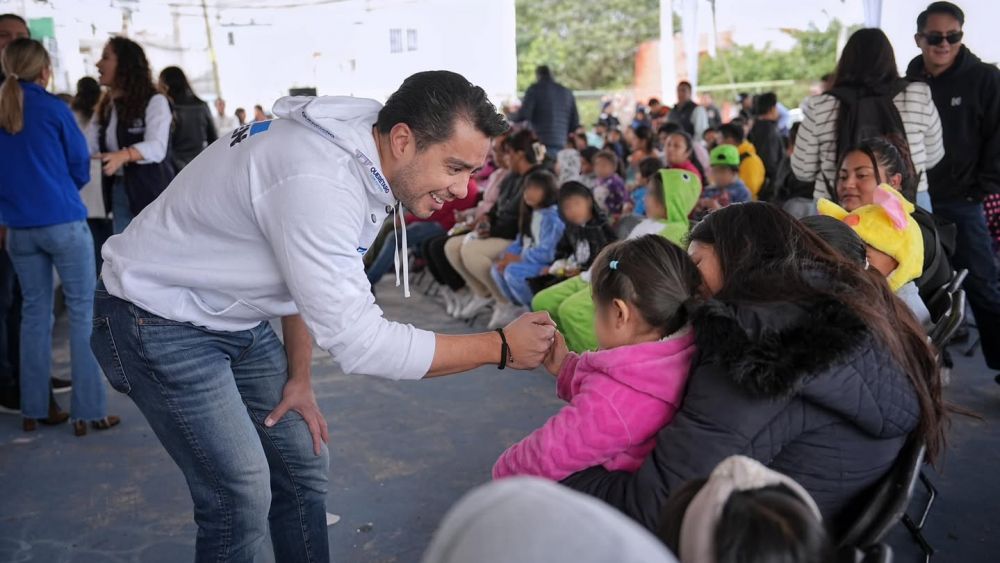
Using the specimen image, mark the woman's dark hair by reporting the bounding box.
[718,123,744,143]
[507,128,542,166]
[518,169,559,237]
[800,215,867,266]
[97,36,158,125]
[668,131,707,181]
[633,124,656,154]
[591,235,702,336]
[838,136,919,202]
[580,145,600,164]
[71,76,101,121]
[833,28,900,89]
[377,70,508,150]
[656,479,833,562]
[158,66,202,105]
[687,203,946,463]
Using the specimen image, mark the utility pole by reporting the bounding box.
[201,0,223,100]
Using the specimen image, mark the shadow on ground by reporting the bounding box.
[0,277,996,562]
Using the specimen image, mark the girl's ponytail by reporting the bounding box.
[0,38,50,135]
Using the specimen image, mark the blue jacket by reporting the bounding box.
[507,205,565,264]
[0,82,89,228]
[512,77,580,150]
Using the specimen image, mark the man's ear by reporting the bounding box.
[914,33,923,49]
[389,123,415,159]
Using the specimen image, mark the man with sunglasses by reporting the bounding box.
[906,1,1000,382]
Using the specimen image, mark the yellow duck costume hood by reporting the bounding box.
[817,184,924,292]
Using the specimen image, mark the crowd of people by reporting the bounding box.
[0,1,997,561]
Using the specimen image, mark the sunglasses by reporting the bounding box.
[920,31,963,46]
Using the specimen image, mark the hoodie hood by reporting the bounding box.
[906,44,980,81]
[659,168,702,228]
[581,326,696,401]
[272,96,397,208]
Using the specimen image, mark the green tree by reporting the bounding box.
[515,0,660,91]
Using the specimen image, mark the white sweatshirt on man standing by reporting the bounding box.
[101,96,435,380]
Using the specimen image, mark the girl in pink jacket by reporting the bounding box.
[493,235,701,481]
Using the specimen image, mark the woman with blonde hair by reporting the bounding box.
[0,38,119,434]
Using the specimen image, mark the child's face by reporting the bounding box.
[594,158,615,179]
[866,245,899,278]
[523,184,545,208]
[665,134,690,165]
[711,165,737,186]
[688,241,723,296]
[560,195,593,226]
[644,191,667,220]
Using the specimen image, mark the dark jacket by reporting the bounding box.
[171,99,218,170]
[99,101,176,217]
[554,215,617,271]
[668,100,698,136]
[513,78,579,151]
[771,153,815,202]
[906,46,1000,201]
[488,169,526,240]
[748,118,784,181]
[562,296,921,536]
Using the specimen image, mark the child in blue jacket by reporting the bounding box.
[491,170,565,324]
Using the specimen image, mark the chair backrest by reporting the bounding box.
[838,437,926,549]
[930,289,966,349]
[925,269,967,324]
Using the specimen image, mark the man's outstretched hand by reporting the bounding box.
[504,311,557,369]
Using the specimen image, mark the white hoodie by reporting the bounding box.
[100,96,435,380]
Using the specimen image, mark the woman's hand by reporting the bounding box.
[504,311,558,370]
[542,331,569,376]
[100,149,132,176]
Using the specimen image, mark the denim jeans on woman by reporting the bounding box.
[7,220,106,420]
[91,288,329,562]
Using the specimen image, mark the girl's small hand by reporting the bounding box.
[543,332,569,376]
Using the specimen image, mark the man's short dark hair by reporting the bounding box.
[0,13,27,27]
[377,70,509,150]
[917,2,965,31]
[657,122,681,137]
[648,97,661,106]
[536,65,552,80]
[677,80,692,90]
[638,156,663,180]
[754,92,778,116]
[719,123,745,143]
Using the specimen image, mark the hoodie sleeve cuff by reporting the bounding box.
[399,327,436,380]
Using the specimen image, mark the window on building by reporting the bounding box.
[390,28,402,53]
[406,29,417,51]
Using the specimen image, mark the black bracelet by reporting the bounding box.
[495,328,509,370]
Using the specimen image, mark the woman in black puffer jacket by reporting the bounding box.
[561,202,946,538]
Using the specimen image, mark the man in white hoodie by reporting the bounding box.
[90,71,556,562]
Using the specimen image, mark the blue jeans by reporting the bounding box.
[366,221,445,285]
[8,221,105,419]
[916,191,933,213]
[91,289,329,562]
[491,261,546,306]
[112,178,134,235]
[931,196,1000,369]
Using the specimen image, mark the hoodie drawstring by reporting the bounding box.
[391,200,411,298]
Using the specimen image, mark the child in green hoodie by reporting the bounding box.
[531,169,702,352]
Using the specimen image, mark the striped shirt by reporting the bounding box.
[792,82,944,200]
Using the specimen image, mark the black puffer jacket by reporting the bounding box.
[562,297,921,536]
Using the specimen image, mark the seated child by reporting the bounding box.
[818,184,931,326]
[490,170,565,318]
[531,169,702,353]
[592,150,627,218]
[624,156,664,217]
[696,145,751,217]
[657,456,831,563]
[579,146,600,189]
[493,235,701,481]
[544,181,617,282]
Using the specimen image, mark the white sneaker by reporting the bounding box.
[459,295,493,319]
[441,287,458,315]
[449,289,472,317]
[488,304,527,329]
